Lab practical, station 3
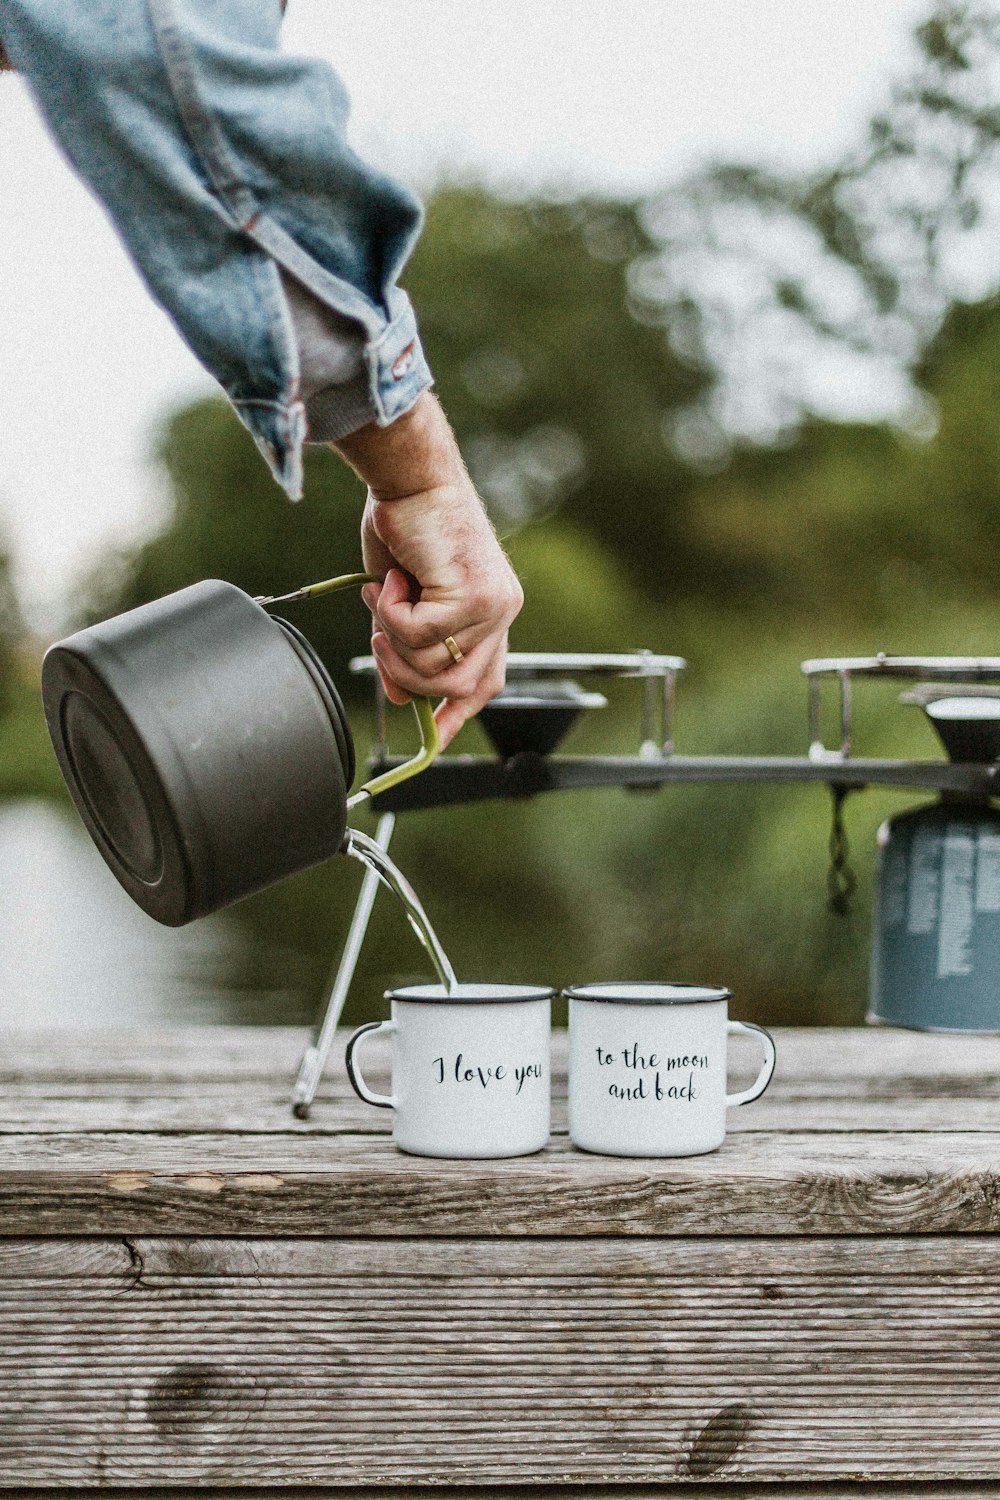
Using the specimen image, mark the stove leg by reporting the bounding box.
[291,812,397,1118]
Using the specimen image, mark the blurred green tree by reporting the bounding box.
[640,3,1000,447]
[669,287,1000,626]
[65,3,1000,1025]
[403,189,707,588]
[81,187,711,679]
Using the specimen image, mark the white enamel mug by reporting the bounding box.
[566,982,775,1157]
[345,983,554,1158]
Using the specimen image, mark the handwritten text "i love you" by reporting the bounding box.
[433,1055,543,1095]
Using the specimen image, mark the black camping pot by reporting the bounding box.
[41,576,432,928]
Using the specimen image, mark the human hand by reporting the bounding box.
[360,479,522,748]
[336,393,523,749]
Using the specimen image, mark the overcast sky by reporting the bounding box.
[0,0,929,630]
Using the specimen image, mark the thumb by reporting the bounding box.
[376,567,413,620]
[433,696,474,751]
[377,566,459,646]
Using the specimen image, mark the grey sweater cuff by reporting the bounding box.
[280,268,430,444]
[303,377,383,443]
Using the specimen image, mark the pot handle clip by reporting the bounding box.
[351,693,438,808]
[255,571,439,807]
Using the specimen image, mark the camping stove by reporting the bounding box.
[292,651,1000,1114]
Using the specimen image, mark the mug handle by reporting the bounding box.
[345,1020,397,1109]
[725,1021,776,1107]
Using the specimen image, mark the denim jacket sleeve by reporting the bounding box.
[0,0,433,497]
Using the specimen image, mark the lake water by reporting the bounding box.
[0,798,323,1027]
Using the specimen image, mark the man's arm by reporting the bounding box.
[335,392,523,749]
[2,0,521,741]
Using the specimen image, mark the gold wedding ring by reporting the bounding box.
[444,636,465,663]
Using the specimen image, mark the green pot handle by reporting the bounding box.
[255,571,439,808]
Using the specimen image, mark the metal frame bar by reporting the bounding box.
[802,655,1000,679]
[291,812,396,1119]
[802,655,1000,763]
[361,753,997,814]
[352,650,687,680]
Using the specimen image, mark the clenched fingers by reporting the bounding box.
[434,643,509,749]
[371,631,506,703]
[371,631,508,751]
[362,568,503,666]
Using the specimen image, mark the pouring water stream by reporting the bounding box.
[261,570,458,992]
[344,827,459,995]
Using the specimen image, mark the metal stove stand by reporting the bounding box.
[292,651,1000,1115]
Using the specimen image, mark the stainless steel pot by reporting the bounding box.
[41,575,435,926]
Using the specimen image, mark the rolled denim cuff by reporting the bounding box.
[238,318,433,483]
[365,297,434,428]
[233,397,309,501]
[299,296,433,444]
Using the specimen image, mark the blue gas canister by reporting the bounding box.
[869,693,1000,1032]
[869,799,1000,1031]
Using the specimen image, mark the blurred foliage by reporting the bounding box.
[404,191,707,587]
[0,539,24,715]
[682,288,1000,625]
[0,674,64,800]
[6,1,1000,1027]
[640,4,1000,446]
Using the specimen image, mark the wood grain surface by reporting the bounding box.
[1,1235,999,1486]
[20,1489,1000,1499]
[0,1027,996,1236]
[2,1127,1000,1236]
[3,1024,999,1082]
[0,1029,998,1488]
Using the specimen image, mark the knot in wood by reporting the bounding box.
[684,1401,753,1478]
[145,1362,244,1441]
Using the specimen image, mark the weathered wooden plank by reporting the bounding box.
[0,1029,997,1142]
[124,1234,1000,1280]
[0,1238,133,1278]
[20,1491,1000,1500]
[18,1490,1000,1500]
[0,1088,995,1136]
[0,1028,311,1081]
[0,1027,996,1147]
[0,1236,999,1485]
[3,1234,1000,1282]
[3,1025,1000,1083]
[0,1130,999,1236]
[25,1124,1000,1169]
